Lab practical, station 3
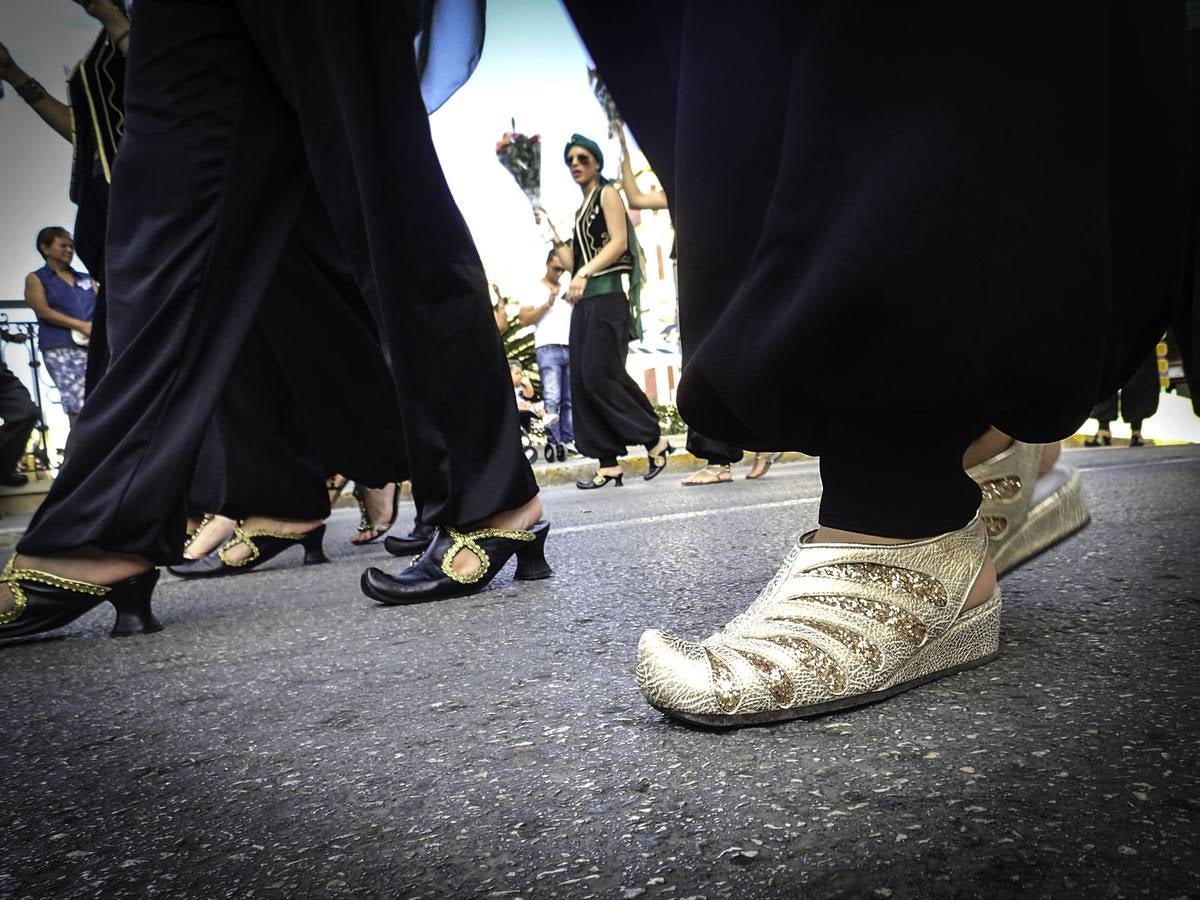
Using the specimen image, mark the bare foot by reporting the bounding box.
[0,546,154,618]
[681,464,732,485]
[184,514,237,559]
[350,485,397,545]
[446,495,544,579]
[812,526,997,612]
[220,516,322,565]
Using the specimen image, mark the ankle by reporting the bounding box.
[473,495,542,532]
[963,427,1013,469]
[813,526,914,545]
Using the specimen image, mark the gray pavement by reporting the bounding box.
[2,446,1199,899]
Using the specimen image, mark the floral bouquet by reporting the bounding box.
[588,68,621,137]
[496,127,542,216]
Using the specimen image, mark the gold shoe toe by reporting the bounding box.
[637,516,1001,727]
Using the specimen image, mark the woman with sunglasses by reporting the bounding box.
[554,135,672,490]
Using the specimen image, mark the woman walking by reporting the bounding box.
[553,135,671,490]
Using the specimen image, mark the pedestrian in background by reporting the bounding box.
[553,134,672,490]
[1086,351,1161,446]
[24,228,94,427]
[519,247,575,461]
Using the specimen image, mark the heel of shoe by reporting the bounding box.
[302,525,329,565]
[109,569,163,637]
[514,522,553,581]
[615,474,624,487]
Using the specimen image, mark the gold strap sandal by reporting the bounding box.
[967,441,1090,576]
[636,515,999,727]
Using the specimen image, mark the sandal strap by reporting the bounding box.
[218,525,308,568]
[438,526,536,585]
[0,556,111,626]
[183,513,215,550]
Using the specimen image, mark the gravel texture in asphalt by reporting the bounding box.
[1,445,1198,898]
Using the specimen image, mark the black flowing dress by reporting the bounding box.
[566,1,1189,536]
[568,183,661,466]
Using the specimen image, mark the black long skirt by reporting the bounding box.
[569,292,661,464]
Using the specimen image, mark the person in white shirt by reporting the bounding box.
[519,248,575,461]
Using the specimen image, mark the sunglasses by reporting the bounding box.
[566,153,593,165]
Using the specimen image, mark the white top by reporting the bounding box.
[531,280,573,348]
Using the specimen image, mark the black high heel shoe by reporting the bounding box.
[167,524,327,579]
[384,519,436,557]
[644,442,675,480]
[361,521,552,604]
[351,483,400,545]
[0,558,161,640]
[577,471,623,489]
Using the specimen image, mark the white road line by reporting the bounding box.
[555,496,820,535]
[1076,457,1200,473]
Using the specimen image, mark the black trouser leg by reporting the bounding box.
[817,415,990,538]
[187,192,409,522]
[0,362,39,477]
[568,293,661,462]
[189,320,329,523]
[234,0,535,526]
[20,1,307,563]
[686,430,742,467]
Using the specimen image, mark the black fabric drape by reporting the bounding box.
[1091,352,1162,426]
[567,1,1188,535]
[19,0,535,564]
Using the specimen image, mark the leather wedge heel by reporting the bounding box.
[0,560,161,640]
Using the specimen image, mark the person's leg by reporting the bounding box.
[41,348,87,427]
[556,345,575,446]
[5,0,311,631]
[0,362,39,481]
[536,345,564,445]
[235,0,538,536]
[681,429,739,485]
[572,294,661,477]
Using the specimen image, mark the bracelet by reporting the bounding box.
[15,77,48,106]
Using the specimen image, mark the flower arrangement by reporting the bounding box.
[496,127,542,212]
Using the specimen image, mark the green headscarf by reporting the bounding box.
[565,134,645,342]
[563,133,604,170]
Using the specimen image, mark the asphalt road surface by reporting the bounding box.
[2,445,1199,898]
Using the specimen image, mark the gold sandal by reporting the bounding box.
[967,441,1089,576]
[681,464,733,486]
